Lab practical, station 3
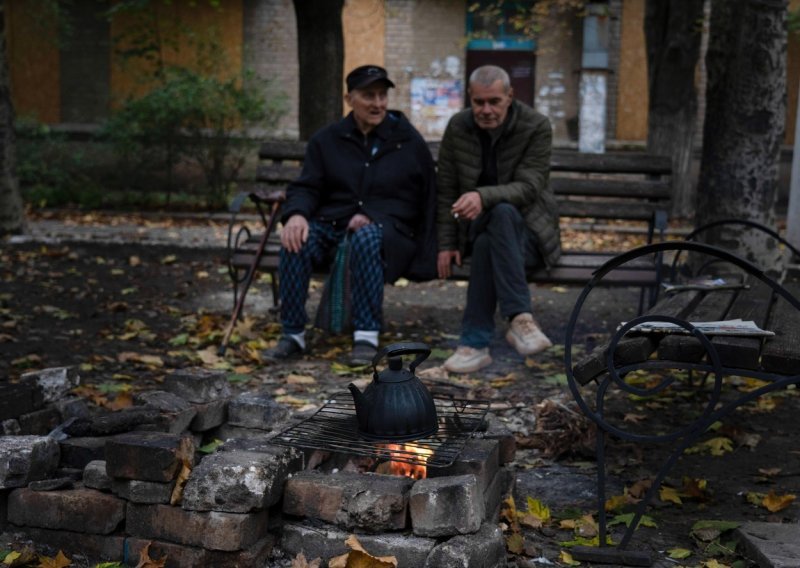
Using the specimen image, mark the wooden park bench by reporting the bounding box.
[564,223,800,566]
[219,139,672,353]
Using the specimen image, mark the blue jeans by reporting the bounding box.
[460,203,541,348]
[278,221,384,334]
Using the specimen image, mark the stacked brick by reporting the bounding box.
[0,366,302,567]
[281,437,515,567]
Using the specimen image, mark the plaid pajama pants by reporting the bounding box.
[279,221,384,334]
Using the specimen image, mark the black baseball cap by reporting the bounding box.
[346,65,395,92]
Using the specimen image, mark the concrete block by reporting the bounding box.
[28,477,74,491]
[8,487,125,534]
[0,490,7,532]
[182,446,302,513]
[83,460,112,491]
[484,466,515,522]
[58,436,108,469]
[218,437,284,454]
[126,502,268,551]
[424,521,507,567]
[735,522,800,568]
[0,419,21,436]
[189,399,228,432]
[125,535,274,568]
[429,438,499,493]
[52,396,91,421]
[210,423,277,441]
[105,432,194,482]
[283,470,413,532]
[134,390,197,434]
[8,526,124,563]
[112,478,175,504]
[20,366,79,404]
[0,436,60,489]
[18,407,60,435]
[163,367,231,403]
[481,414,517,464]
[0,382,43,421]
[226,392,290,430]
[281,521,436,567]
[410,474,485,537]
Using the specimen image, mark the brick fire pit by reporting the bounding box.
[0,366,516,567]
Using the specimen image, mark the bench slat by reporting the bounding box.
[551,178,671,199]
[761,283,800,375]
[711,281,775,370]
[656,290,737,363]
[572,291,702,385]
[556,199,662,221]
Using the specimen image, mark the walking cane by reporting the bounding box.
[218,198,282,356]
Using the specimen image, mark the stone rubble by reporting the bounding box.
[0,364,517,567]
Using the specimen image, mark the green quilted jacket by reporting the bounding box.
[436,100,561,268]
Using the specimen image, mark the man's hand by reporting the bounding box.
[451,191,483,221]
[437,250,461,279]
[281,214,309,253]
[347,213,372,232]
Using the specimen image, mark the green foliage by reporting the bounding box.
[790,9,800,35]
[103,1,286,209]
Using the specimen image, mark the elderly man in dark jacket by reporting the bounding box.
[263,65,437,365]
[437,65,561,373]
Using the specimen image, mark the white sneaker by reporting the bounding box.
[443,346,493,373]
[506,313,552,356]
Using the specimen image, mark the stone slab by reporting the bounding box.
[163,367,232,403]
[226,392,290,430]
[429,438,499,493]
[735,522,800,568]
[0,436,60,489]
[210,423,278,441]
[0,420,20,436]
[283,470,414,531]
[281,521,436,567]
[484,466,515,522]
[189,399,228,432]
[52,396,91,421]
[182,446,302,513]
[126,502,268,551]
[134,390,197,434]
[0,490,7,532]
[424,521,507,568]
[58,436,108,469]
[20,366,80,403]
[0,383,43,421]
[4,526,125,563]
[125,535,274,568]
[8,487,125,534]
[83,460,112,491]
[17,407,60,435]
[410,474,485,537]
[105,432,194,482]
[112,478,175,504]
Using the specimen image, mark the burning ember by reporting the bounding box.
[377,443,433,479]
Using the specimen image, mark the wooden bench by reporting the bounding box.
[564,234,800,566]
[223,140,672,323]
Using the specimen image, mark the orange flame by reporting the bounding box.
[382,443,433,479]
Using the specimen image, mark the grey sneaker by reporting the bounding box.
[261,337,304,362]
[348,341,377,367]
[443,346,492,373]
[506,313,552,356]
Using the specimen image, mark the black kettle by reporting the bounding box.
[348,342,439,441]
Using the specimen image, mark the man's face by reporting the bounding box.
[346,84,389,133]
[469,79,513,130]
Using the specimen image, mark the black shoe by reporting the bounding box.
[261,337,304,362]
[348,341,377,367]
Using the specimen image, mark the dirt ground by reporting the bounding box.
[2,217,800,568]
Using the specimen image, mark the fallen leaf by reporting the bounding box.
[291,553,322,568]
[328,535,397,567]
[659,486,682,505]
[170,458,193,506]
[161,254,177,265]
[667,547,692,559]
[758,467,782,477]
[762,490,796,513]
[525,496,551,523]
[623,413,647,424]
[559,550,581,566]
[134,542,167,568]
[37,550,71,568]
[505,532,525,555]
[701,560,731,568]
[286,373,317,385]
[690,520,740,542]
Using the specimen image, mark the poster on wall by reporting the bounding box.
[410,78,463,139]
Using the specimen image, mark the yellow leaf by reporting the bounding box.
[605,493,637,512]
[2,552,21,566]
[500,496,518,525]
[161,254,177,265]
[706,437,734,456]
[762,490,796,513]
[702,560,731,568]
[559,550,581,566]
[3,548,36,567]
[525,496,551,523]
[328,535,397,568]
[275,395,312,407]
[394,278,409,287]
[291,553,322,568]
[559,519,578,530]
[286,373,317,385]
[659,486,682,505]
[576,514,598,538]
[667,547,692,559]
[37,550,71,568]
[505,532,525,555]
[170,458,193,506]
[746,491,765,506]
[519,513,543,529]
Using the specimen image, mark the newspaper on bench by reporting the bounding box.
[661,277,748,293]
[621,318,775,337]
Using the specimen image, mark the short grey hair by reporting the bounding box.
[468,65,511,91]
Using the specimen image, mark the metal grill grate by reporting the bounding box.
[272,392,490,468]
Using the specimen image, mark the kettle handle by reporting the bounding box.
[372,342,431,373]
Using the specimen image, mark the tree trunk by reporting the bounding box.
[644,0,705,220]
[696,0,786,265]
[0,4,25,236]
[293,0,344,141]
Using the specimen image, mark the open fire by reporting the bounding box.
[376,443,434,479]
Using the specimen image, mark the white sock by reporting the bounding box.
[287,331,306,350]
[353,330,379,347]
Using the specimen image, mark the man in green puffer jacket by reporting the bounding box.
[437,65,561,373]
